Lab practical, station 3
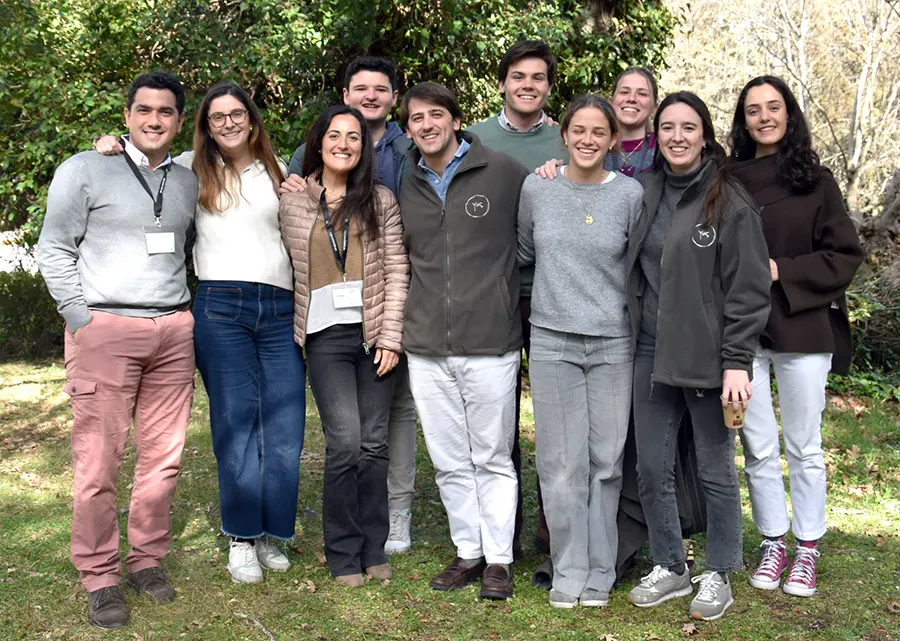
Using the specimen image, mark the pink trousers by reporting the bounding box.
[64,310,194,591]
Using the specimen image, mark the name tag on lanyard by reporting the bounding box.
[123,142,173,256]
[143,225,176,254]
[332,282,363,308]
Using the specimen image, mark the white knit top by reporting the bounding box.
[175,151,292,290]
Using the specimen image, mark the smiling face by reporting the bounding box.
[563,107,617,175]
[612,72,655,135]
[405,98,461,163]
[321,113,363,178]
[123,87,184,165]
[744,83,788,157]
[499,57,552,121]
[657,102,705,174]
[206,94,251,160]
[343,70,398,125]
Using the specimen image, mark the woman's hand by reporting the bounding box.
[534,158,565,180]
[769,259,779,282]
[278,174,308,196]
[93,135,123,155]
[721,369,752,410]
[374,348,399,377]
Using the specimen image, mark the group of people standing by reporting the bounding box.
[36,38,863,630]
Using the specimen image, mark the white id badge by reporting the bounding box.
[144,226,176,255]
[332,282,363,309]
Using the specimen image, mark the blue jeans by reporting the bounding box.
[305,323,395,577]
[193,281,306,540]
[632,340,742,572]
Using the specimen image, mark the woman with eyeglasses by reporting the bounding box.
[92,81,306,585]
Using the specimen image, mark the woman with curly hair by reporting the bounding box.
[729,76,864,597]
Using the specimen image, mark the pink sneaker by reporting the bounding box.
[782,545,820,597]
[748,538,788,590]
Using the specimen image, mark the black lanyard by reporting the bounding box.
[320,192,351,280]
[122,139,169,228]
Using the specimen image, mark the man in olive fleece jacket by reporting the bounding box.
[398,82,528,600]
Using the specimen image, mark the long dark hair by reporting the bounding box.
[302,105,378,240]
[193,82,284,213]
[729,75,821,194]
[653,91,730,226]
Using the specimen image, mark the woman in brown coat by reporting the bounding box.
[729,76,864,598]
[279,104,409,586]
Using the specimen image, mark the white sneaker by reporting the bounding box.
[227,541,263,584]
[384,508,412,555]
[690,571,734,621]
[256,536,291,571]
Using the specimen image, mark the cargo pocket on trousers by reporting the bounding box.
[64,379,100,438]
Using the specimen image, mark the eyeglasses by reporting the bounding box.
[208,109,249,127]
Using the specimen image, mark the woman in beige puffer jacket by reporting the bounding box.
[278,105,409,587]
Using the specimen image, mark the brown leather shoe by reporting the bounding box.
[88,586,129,628]
[480,563,513,600]
[429,557,486,591]
[125,567,174,603]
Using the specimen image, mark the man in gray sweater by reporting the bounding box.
[36,72,198,629]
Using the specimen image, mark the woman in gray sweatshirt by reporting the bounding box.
[517,94,643,609]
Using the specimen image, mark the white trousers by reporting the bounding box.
[741,347,832,541]
[406,351,520,564]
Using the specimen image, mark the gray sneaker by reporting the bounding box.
[627,564,692,607]
[579,587,609,607]
[689,571,734,621]
[549,589,578,609]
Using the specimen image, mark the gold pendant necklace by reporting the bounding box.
[564,170,606,225]
[620,137,645,166]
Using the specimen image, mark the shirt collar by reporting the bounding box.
[121,135,173,171]
[498,106,545,133]
[417,138,470,172]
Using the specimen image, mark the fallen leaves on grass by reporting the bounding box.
[889,602,900,614]
[848,484,875,497]
[682,622,698,636]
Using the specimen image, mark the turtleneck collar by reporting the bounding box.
[664,160,705,190]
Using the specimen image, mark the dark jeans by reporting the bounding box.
[514,296,549,550]
[193,281,306,540]
[306,323,395,577]
[632,341,743,573]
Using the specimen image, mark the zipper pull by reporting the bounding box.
[362,342,370,355]
[439,206,445,227]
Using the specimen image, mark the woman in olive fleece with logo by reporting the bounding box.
[624,92,771,621]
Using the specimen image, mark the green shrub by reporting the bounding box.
[0,271,64,361]
[847,265,900,371]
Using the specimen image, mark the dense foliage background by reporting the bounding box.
[0,0,674,241]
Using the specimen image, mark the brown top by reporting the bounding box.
[308,213,364,290]
[278,176,410,351]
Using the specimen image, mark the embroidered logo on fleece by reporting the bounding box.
[692,223,716,248]
[465,195,491,218]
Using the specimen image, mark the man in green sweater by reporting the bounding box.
[467,41,567,557]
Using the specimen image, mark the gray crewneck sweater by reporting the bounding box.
[518,171,644,337]
[37,151,199,331]
[638,163,705,340]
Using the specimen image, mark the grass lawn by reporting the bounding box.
[1,360,898,641]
